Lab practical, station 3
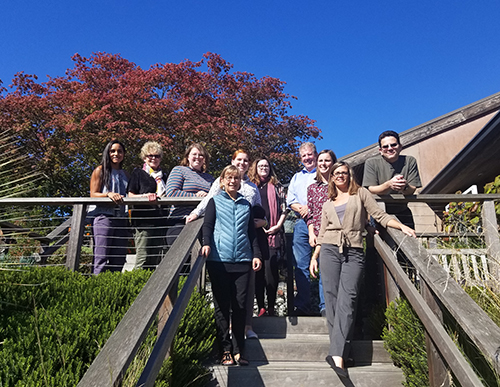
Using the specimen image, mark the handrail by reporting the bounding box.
[375,193,500,204]
[374,232,485,386]
[77,218,203,387]
[376,224,500,385]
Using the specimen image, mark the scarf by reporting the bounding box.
[143,163,166,197]
[266,182,280,248]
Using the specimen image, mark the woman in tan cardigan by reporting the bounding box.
[309,161,415,378]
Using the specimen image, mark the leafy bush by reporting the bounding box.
[0,267,151,386]
[155,281,216,387]
[382,297,429,387]
[443,174,500,233]
[0,267,216,387]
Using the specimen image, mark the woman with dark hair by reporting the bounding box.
[309,161,415,378]
[165,143,214,246]
[201,165,262,366]
[306,149,337,316]
[88,140,129,274]
[127,141,169,269]
[248,157,287,316]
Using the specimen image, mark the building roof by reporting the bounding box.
[341,91,500,193]
[421,109,500,193]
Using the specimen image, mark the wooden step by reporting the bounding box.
[206,316,403,386]
[209,362,403,387]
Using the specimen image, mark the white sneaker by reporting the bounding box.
[245,329,258,339]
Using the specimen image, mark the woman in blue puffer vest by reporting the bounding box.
[201,165,262,367]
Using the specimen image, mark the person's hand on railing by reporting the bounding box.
[195,191,208,197]
[106,191,124,204]
[147,193,157,202]
[400,224,416,238]
[201,245,210,257]
[186,213,198,223]
[252,258,262,271]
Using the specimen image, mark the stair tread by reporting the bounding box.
[209,362,403,387]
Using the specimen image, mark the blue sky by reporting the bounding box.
[1,0,499,157]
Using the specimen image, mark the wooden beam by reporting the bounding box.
[482,200,500,282]
[375,234,484,386]
[137,253,206,387]
[77,219,203,387]
[66,204,87,271]
[385,227,500,375]
[341,92,500,167]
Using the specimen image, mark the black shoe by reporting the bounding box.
[320,309,326,317]
[325,355,348,378]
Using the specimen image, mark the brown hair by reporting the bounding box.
[314,149,337,183]
[219,165,241,190]
[248,157,279,186]
[180,143,210,172]
[328,161,360,200]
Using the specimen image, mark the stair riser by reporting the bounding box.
[245,340,393,363]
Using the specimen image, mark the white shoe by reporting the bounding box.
[245,329,258,339]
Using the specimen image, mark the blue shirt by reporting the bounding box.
[286,167,317,215]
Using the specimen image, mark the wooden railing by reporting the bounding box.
[373,193,500,386]
[0,197,204,386]
[2,194,500,386]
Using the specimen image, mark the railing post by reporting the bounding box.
[481,200,500,283]
[66,204,87,271]
[421,281,451,387]
[190,239,205,292]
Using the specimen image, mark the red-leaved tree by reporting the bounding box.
[0,52,320,197]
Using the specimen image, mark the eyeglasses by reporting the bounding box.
[381,143,399,149]
[333,171,349,177]
[147,154,161,159]
[257,165,270,169]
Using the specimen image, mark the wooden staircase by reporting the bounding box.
[207,316,403,387]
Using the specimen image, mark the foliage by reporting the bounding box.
[443,174,500,233]
[382,297,429,387]
[0,52,320,199]
[0,267,216,387]
[155,280,216,387]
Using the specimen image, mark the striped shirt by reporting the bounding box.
[166,166,215,218]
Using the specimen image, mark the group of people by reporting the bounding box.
[88,140,214,274]
[88,129,422,375]
[287,131,420,377]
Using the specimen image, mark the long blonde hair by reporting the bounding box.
[328,161,360,200]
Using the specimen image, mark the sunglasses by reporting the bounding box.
[381,143,399,149]
[146,154,161,159]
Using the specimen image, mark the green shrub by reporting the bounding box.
[155,279,216,387]
[0,267,151,387]
[0,267,216,387]
[382,297,429,387]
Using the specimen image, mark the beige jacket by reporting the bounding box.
[317,187,393,251]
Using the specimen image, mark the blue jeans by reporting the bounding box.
[292,219,325,312]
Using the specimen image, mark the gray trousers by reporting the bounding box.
[320,244,364,358]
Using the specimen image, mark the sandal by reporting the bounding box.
[221,351,235,366]
[234,354,249,366]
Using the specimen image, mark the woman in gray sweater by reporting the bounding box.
[309,161,415,378]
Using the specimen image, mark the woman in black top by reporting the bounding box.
[127,141,168,269]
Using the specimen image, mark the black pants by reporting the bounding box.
[256,247,279,312]
[207,261,251,356]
